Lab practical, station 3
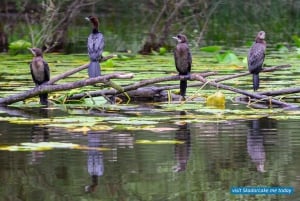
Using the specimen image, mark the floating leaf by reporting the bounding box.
[135,140,184,144]
[206,91,226,109]
[0,142,110,152]
[0,142,77,151]
[144,127,177,132]
[216,51,240,64]
[109,119,159,125]
[102,59,114,68]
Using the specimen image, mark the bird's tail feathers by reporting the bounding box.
[180,80,187,97]
[253,73,259,91]
[88,61,101,78]
[39,93,48,106]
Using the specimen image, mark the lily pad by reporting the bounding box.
[135,140,184,144]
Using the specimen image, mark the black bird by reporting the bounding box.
[173,34,192,99]
[28,48,50,105]
[85,16,105,78]
[248,31,266,91]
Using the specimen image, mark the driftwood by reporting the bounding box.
[66,65,298,108]
[0,73,133,106]
[0,61,298,109]
[67,72,215,100]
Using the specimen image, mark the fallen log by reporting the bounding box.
[0,73,133,106]
[67,72,215,100]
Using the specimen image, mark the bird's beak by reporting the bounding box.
[172,36,181,43]
[28,48,35,55]
[85,17,90,21]
[28,48,37,56]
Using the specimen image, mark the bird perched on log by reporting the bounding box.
[28,48,50,105]
[248,31,266,91]
[85,15,105,78]
[173,34,192,100]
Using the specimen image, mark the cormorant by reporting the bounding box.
[173,34,192,99]
[28,48,50,105]
[248,31,266,91]
[85,16,105,78]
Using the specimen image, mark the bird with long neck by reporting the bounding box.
[28,48,50,105]
[173,34,192,100]
[85,15,105,78]
[248,31,266,91]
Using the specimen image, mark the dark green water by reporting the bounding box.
[1,106,300,201]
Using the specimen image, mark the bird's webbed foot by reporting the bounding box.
[179,96,186,102]
[178,74,190,80]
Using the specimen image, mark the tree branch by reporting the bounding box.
[0,73,133,106]
[48,55,115,84]
[67,72,214,100]
[191,74,298,109]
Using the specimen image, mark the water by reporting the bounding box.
[1,44,300,200]
[0,105,300,201]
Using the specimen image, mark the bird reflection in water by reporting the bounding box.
[29,108,49,164]
[247,117,277,172]
[173,121,191,172]
[85,131,104,193]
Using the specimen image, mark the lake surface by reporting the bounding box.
[1,106,300,201]
[0,47,300,200]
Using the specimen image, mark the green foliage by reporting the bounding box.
[200,45,222,53]
[276,44,289,53]
[102,59,114,68]
[8,40,32,55]
[158,47,167,55]
[292,35,300,47]
[151,47,168,56]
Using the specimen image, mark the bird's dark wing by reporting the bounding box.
[87,32,105,61]
[174,49,180,72]
[187,50,192,73]
[30,62,38,85]
[248,43,266,73]
[43,61,50,82]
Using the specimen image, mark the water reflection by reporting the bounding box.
[173,122,191,172]
[247,117,277,172]
[85,131,104,193]
[30,126,49,164]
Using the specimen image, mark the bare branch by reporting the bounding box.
[0,73,134,106]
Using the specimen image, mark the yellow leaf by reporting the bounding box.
[206,91,226,109]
